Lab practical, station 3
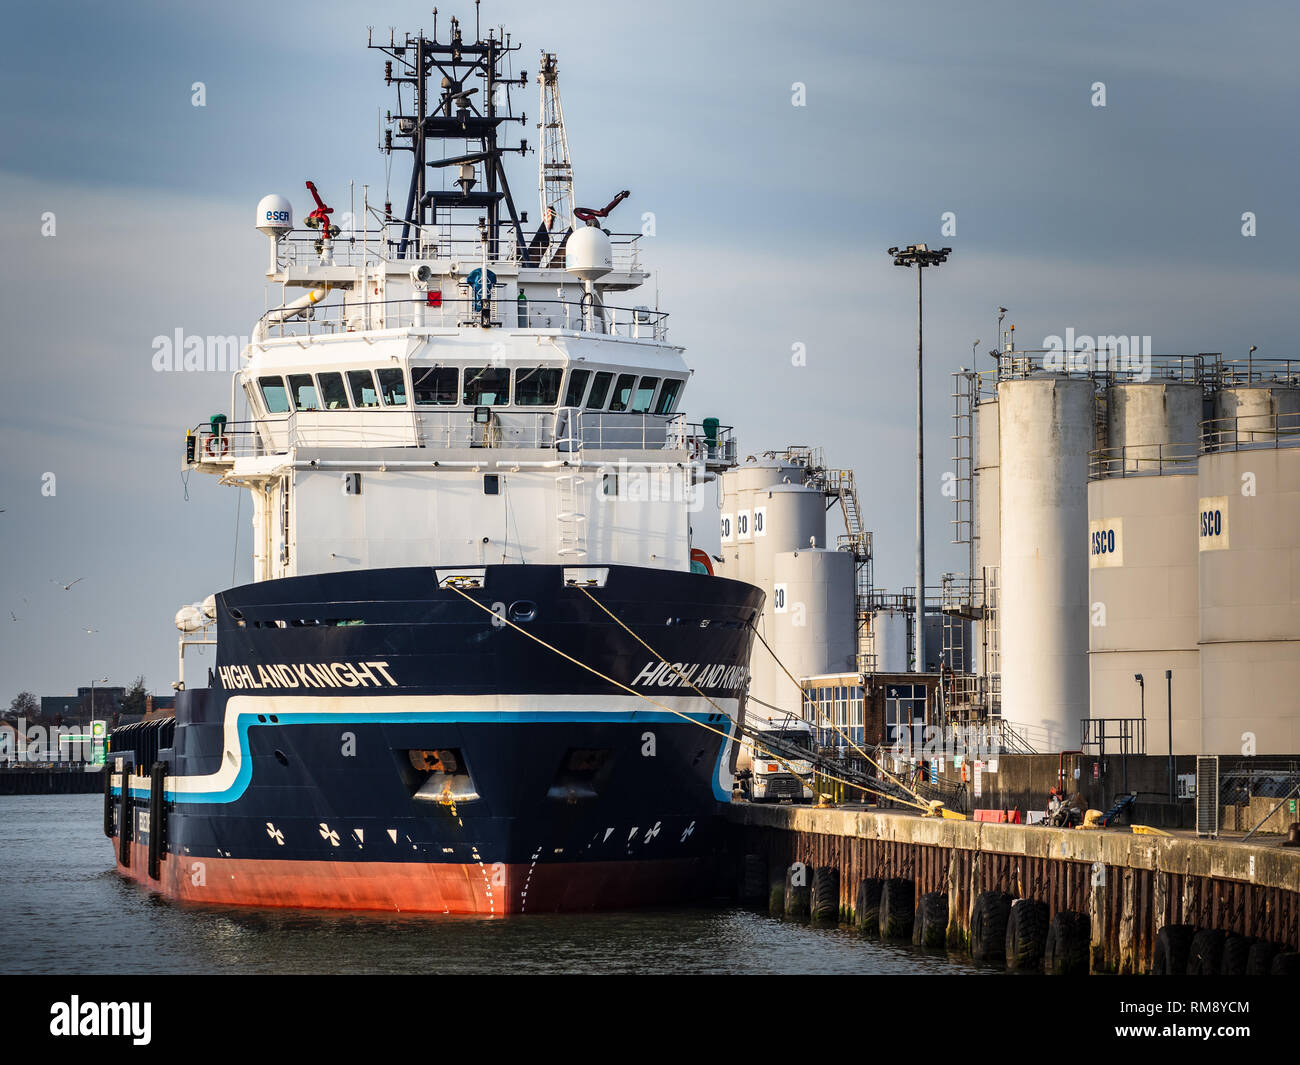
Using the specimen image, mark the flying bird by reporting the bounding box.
[63,578,84,590]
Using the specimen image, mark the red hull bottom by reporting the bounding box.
[112,841,715,915]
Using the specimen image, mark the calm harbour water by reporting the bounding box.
[0,794,989,975]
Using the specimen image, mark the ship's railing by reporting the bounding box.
[1089,441,1200,479]
[257,296,669,342]
[1201,411,1300,452]
[184,410,735,465]
[279,222,645,273]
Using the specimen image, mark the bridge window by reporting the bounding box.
[288,374,320,411]
[347,370,380,408]
[586,371,613,409]
[514,367,562,406]
[563,369,591,407]
[654,378,683,415]
[631,377,660,413]
[317,372,350,410]
[463,366,510,406]
[608,373,638,412]
[377,368,408,406]
[259,376,290,414]
[412,366,459,406]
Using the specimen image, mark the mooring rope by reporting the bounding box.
[746,621,937,810]
[442,581,925,809]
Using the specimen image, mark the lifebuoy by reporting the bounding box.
[687,435,703,462]
[690,548,714,576]
[204,435,230,458]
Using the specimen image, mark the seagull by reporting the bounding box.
[9,611,17,622]
[63,578,84,590]
[84,628,99,634]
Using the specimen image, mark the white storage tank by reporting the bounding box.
[745,483,829,712]
[997,376,1094,751]
[1210,386,1300,445]
[1087,469,1201,754]
[868,607,909,673]
[767,547,856,683]
[1105,382,1202,472]
[717,458,807,586]
[1197,437,1300,754]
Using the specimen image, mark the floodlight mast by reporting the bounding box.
[887,244,951,673]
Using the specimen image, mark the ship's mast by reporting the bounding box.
[538,52,575,235]
[369,13,530,259]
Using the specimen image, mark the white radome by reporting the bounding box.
[255,194,294,237]
[565,224,613,281]
[201,594,217,620]
[174,604,205,632]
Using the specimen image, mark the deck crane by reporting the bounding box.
[537,52,576,237]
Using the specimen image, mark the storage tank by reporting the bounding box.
[745,483,828,711]
[717,458,806,586]
[868,607,908,673]
[1210,386,1300,445]
[768,548,856,685]
[1105,381,1202,472]
[997,376,1093,751]
[1087,469,1201,755]
[1197,431,1300,754]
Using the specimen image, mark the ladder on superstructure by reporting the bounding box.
[555,472,587,559]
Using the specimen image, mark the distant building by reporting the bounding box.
[39,695,82,720]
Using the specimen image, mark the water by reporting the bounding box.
[0,794,988,974]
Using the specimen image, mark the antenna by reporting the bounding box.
[371,21,527,259]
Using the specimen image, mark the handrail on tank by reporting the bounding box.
[1088,441,1200,479]
[1200,411,1300,453]
[1207,354,1300,389]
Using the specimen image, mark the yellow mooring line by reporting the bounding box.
[440,582,818,787]
[443,580,930,812]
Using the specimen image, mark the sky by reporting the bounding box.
[1,0,1298,700]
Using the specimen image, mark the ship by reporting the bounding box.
[105,15,762,914]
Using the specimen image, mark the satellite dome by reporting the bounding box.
[565,225,613,282]
[201,594,217,620]
[256,194,294,237]
[174,604,205,632]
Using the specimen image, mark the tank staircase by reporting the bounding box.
[810,464,875,673]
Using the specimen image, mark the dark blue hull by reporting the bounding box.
[109,564,763,913]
